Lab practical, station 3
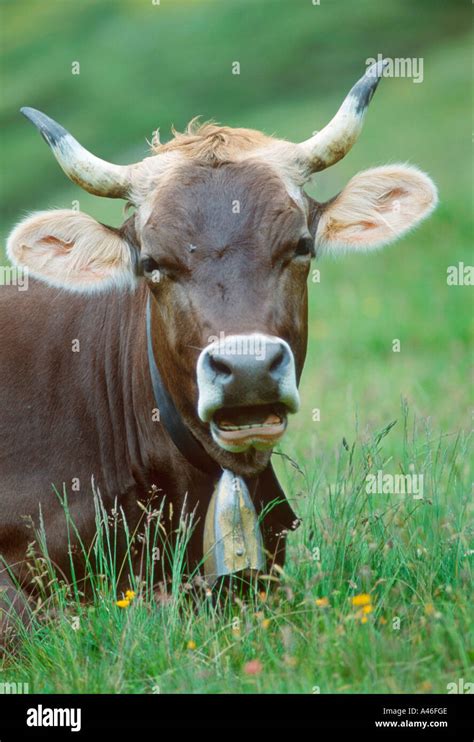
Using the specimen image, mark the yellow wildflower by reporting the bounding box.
[261,618,271,630]
[116,599,130,608]
[187,640,196,650]
[125,590,136,601]
[351,593,372,607]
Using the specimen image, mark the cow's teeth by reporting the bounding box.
[219,417,282,431]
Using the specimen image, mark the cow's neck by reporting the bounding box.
[144,294,219,476]
[117,284,214,491]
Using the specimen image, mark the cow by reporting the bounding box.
[0,60,437,640]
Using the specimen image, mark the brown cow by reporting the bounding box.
[0,61,437,639]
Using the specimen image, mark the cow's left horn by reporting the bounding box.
[21,107,133,198]
[298,59,389,173]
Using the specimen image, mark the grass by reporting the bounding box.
[1,405,472,693]
[0,0,472,694]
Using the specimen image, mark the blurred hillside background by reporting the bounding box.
[0,0,471,452]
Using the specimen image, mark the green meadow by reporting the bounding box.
[0,0,472,693]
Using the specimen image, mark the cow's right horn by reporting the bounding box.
[21,107,133,199]
[297,59,389,173]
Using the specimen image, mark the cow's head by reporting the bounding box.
[8,61,437,475]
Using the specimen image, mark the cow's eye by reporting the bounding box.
[294,236,314,258]
[141,256,161,276]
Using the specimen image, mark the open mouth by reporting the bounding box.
[210,403,288,452]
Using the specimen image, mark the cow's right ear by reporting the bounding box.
[7,209,138,293]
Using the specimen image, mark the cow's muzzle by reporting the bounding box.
[196,333,300,452]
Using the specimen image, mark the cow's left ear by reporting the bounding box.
[7,209,137,292]
[315,165,438,254]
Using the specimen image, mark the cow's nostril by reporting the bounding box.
[209,355,233,378]
[269,349,285,375]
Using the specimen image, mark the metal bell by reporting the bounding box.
[203,469,265,585]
